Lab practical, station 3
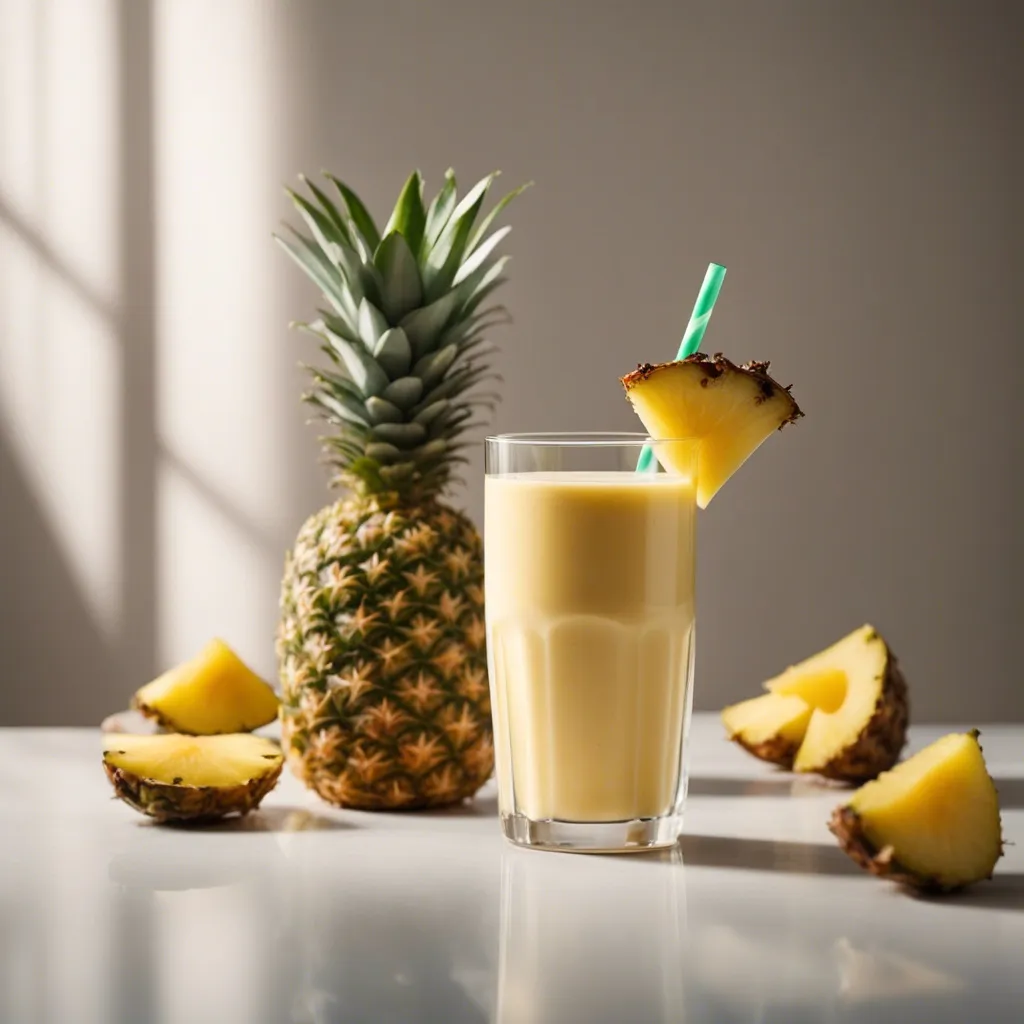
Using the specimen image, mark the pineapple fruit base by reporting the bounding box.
[278,496,493,810]
[485,472,695,830]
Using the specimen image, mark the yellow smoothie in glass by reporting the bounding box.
[485,471,696,823]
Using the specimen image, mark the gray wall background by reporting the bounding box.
[1,0,1022,724]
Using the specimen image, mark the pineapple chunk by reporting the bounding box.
[621,354,802,508]
[771,625,908,782]
[133,639,279,735]
[721,692,812,768]
[829,731,1004,891]
[102,733,284,824]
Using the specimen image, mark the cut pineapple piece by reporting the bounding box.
[133,639,279,735]
[721,692,812,768]
[102,733,283,824]
[621,354,802,508]
[829,731,1004,892]
[768,625,908,783]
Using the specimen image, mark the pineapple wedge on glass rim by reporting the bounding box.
[275,169,528,810]
[621,353,803,508]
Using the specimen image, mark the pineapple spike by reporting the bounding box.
[280,168,527,499]
[325,174,381,251]
[383,170,427,254]
[467,180,533,255]
[297,173,354,246]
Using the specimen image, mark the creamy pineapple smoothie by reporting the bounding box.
[485,469,696,828]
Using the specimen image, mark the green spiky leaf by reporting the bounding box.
[381,376,424,409]
[423,169,457,256]
[274,230,349,319]
[298,175,354,248]
[326,175,381,252]
[467,181,532,254]
[319,324,388,397]
[411,343,458,390]
[364,396,405,424]
[382,171,427,256]
[372,327,413,379]
[375,233,423,323]
[422,173,495,301]
[453,226,510,286]
[370,422,427,449]
[399,290,461,360]
[357,298,389,352]
[306,390,370,429]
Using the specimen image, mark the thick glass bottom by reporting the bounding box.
[501,811,683,853]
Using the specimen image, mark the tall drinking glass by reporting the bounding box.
[485,433,698,852]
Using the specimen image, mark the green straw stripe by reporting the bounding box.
[637,262,727,472]
[679,263,726,359]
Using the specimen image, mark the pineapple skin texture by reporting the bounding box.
[277,495,493,810]
[103,760,283,824]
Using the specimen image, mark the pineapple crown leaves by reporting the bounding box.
[276,169,530,499]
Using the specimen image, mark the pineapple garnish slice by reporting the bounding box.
[133,639,279,735]
[721,692,813,768]
[621,354,803,508]
[103,733,283,824]
[829,731,1004,892]
[768,625,908,783]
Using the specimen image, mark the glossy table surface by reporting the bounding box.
[1,715,1021,1024]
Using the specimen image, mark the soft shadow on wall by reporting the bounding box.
[0,0,156,724]
[0,0,316,725]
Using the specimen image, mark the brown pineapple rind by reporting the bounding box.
[731,733,800,770]
[130,697,277,736]
[103,759,283,825]
[829,806,968,894]
[277,496,493,811]
[131,700,179,734]
[620,353,805,427]
[810,652,909,784]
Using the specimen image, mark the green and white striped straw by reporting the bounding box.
[637,262,727,472]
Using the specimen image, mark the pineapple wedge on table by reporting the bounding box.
[721,692,813,769]
[275,169,528,810]
[621,354,803,508]
[830,730,1004,892]
[133,638,279,735]
[723,626,909,783]
[768,625,907,781]
[103,733,283,824]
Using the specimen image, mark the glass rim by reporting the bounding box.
[486,431,696,447]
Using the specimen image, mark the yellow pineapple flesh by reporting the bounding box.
[829,731,1004,891]
[621,354,803,508]
[770,625,908,782]
[102,733,284,824]
[721,692,812,768]
[133,639,279,735]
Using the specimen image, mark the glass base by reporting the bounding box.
[501,812,682,853]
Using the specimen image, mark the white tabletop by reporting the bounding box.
[1,715,1021,1024]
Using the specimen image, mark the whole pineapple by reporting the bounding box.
[275,169,527,809]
